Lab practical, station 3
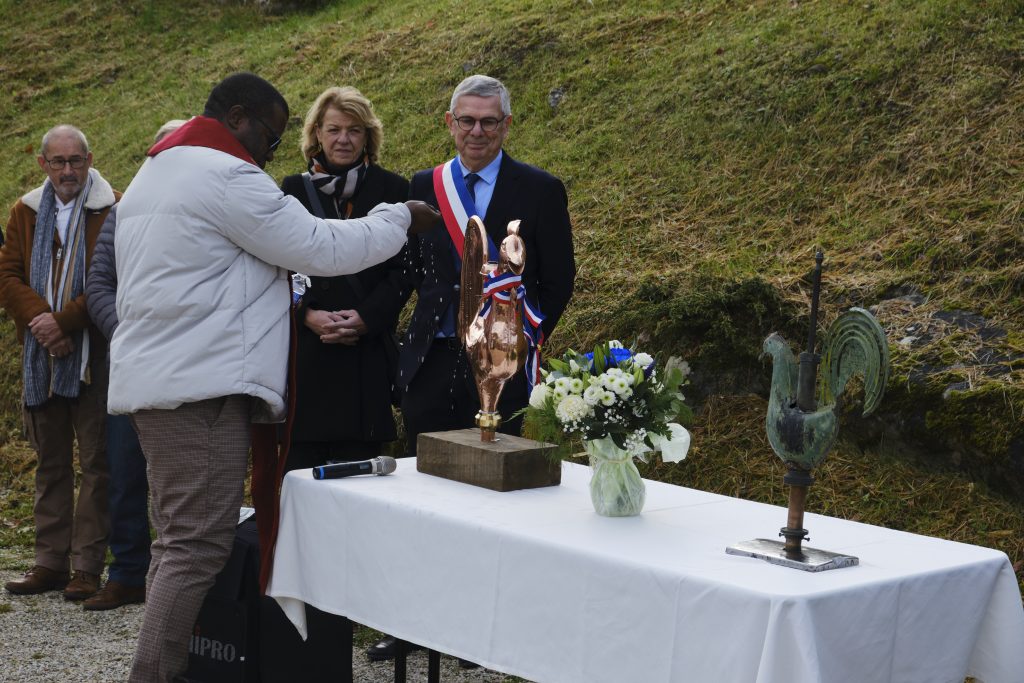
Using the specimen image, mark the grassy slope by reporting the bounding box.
[0,0,1021,591]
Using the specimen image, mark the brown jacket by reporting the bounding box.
[0,168,120,359]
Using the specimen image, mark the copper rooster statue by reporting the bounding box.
[460,217,528,442]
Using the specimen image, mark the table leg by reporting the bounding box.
[427,649,440,683]
[393,639,409,683]
[341,616,353,683]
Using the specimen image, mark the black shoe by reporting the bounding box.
[458,659,480,669]
[366,635,424,662]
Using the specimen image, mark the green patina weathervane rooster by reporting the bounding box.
[763,310,889,471]
[752,250,890,568]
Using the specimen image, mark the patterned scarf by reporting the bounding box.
[307,152,368,218]
[23,175,92,406]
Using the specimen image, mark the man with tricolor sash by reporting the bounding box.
[397,74,575,457]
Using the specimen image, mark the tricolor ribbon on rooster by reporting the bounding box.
[433,157,545,388]
[477,270,546,389]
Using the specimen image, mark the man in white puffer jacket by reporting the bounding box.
[109,73,438,683]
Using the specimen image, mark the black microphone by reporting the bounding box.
[312,456,397,480]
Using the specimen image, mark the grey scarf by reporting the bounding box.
[23,175,92,406]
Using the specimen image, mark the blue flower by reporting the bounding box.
[609,348,634,365]
[584,347,634,374]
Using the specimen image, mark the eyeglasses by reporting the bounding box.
[43,156,88,170]
[249,113,282,152]
[452,115,506,133]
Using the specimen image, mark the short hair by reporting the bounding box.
[41,124,89,157]
[203,72,289,122]
[154,119,187,143]
[300,87,383,164]
[449,75,511,117]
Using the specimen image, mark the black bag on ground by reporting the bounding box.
[183,513,352,683]
[185,516,261,683]
[259,598,352,682]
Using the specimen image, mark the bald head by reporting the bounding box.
[41,124,89,158]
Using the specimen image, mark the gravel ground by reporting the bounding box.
[0,568,519,683]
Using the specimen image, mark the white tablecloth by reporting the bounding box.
[267,460,1024,683]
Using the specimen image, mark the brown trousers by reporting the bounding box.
[127,395,251,683]
[23,375,109,575]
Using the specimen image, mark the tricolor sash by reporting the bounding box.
[432,157,498,262]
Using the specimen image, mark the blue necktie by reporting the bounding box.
[465,173,480,203]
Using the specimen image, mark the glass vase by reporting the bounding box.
[585,436,645,517]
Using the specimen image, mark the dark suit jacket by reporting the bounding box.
[398,152,575,390]
[281,165,410,442]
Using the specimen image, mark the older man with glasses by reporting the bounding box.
[0,123,119,603]
[396,74,576,461]
[369,73,576,666]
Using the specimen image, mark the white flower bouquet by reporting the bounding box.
[523,340,692,462]
[521,341,692,515]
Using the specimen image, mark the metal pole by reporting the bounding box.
[797,250,824,412]
[781,467,813,557]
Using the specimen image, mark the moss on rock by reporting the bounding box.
[610,274,795,400]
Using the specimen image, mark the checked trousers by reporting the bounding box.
[127,395,251,683]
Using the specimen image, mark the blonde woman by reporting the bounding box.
[281,87,410,470]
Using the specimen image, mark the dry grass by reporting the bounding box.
[0,438,38,557]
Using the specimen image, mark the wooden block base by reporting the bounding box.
[416,429,561,492]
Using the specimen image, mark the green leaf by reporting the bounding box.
[663,366,684,391]
[593,343,608,373]
[548,358,570,374]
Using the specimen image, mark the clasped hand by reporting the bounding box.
[28,312,74,357]
[305,308,367,346]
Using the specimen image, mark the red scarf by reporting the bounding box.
[151,114,291,593]
[251,314,298,594]
[148,115,256,165]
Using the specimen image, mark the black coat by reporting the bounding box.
[281,165,410,443]
[399,152,576,398]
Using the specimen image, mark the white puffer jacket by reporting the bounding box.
[108,145,411,421]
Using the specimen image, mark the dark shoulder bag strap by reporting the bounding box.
[300,172,325,218]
